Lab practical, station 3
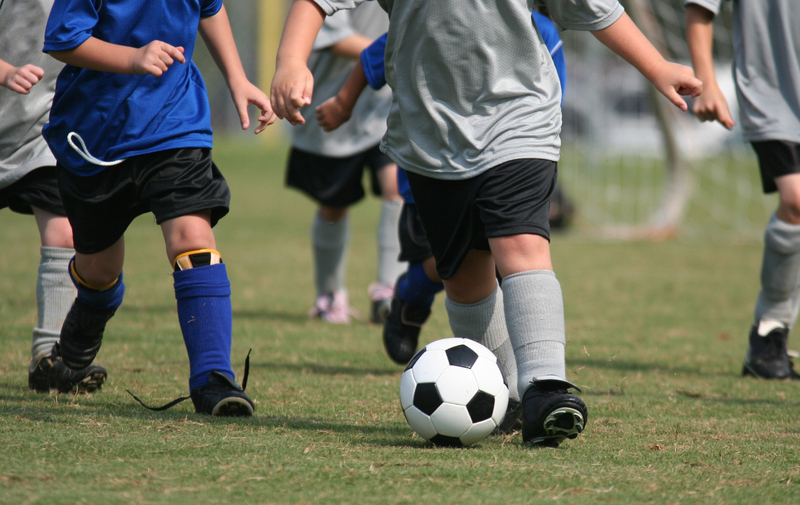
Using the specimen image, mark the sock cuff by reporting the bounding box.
[503,269,556,283]
[40,246,75,260]
[174,263,231,299]
[765,213,800,255]
[445,281,500,311]
[312,212,349,248]
[381,199,403,209]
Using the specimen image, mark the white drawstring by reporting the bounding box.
[67,132,126,166]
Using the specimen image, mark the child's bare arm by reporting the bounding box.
[271,0,327,125]
[329,34,373,59]
[592,12,702,111]
[315,58,368,131]
[199,5,276,133]
[0,60,44,94]
[685,3,734,129]
[48,37,186,76]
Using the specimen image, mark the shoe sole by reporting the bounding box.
[211,397,254,417]
[58,370,107,394]
[526,407,586,447]
[29,369,107,394]
[742,361,798,380]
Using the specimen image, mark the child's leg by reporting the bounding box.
[56,237,125,371]
[161,212,236,391]
[746,173,800,379]
[313,206,349,299]
[310,206,353,323]
[372,163,405,315]
[30,208,75,369]
[443,250,519,402]
[489,234,566,394]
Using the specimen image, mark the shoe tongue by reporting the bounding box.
[758,319,786,337]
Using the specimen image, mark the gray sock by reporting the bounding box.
[754,214,800,327]
[502,270,566,397]
[31,246,77,371]
[445,283,519,402]
[312,212,349,297]
[376,199,405,286]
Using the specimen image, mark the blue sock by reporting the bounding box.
[173,263,234,391]
[397,262,444,308]
[69,259,125,310]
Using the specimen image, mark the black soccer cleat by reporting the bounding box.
[522,378,587,447]
[383,294,431,365]
[29,350,107,394]
[492,398,523,436]
[57,298,116,370]
[742,322,799,380]
[190,371,254,417]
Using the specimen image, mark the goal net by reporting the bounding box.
[558,0,773,240]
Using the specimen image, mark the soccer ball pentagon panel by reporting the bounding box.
[399,338,509,446]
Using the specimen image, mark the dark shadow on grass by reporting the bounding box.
[113,304,314,325]
[568,357,735,378]
[251,360,401,377]
[230,309,311,324]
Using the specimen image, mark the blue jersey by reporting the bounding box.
[42,0,222,176]
[361,13,566,203]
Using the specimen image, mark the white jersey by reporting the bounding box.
[313,0,623,180]
[687,0,800,143]
[0,0,63,190]
[291,1,391,157]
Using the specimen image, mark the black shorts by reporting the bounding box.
[398,202,433,263]
[406,158,556,280]
[0,166,65,215]
[752,140,800,194]
[286,144,394,208]
[57,148,230,255]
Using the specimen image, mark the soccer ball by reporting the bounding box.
[399,338,510,446]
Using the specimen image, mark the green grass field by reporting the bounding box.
[1,140,798,505]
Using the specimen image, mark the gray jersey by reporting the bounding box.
[313,0,623,180]
[0,0,63,190]
[291,1,391,157]
[687,0,800,143]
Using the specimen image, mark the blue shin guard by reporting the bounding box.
[397,262,443,308]
[173,263,234,391]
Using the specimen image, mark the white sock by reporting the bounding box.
[445,283,519,402]
[755,214,800,327]
[376,199,405,286]
[31,246,76,371]
[312,212,348,297]
[502,270,567,396]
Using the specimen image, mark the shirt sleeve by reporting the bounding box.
[361,32,388,90]
[313,10,356,51]
[536,0,624,32]
[684,0,723,17]
[313,0,369,16]
[43,0,98,53]
[200,0,224,18]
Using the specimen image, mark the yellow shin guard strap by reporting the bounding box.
[173,249,222,271]
[70,260,119,291]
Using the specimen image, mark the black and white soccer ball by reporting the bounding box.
[399,338,510,446]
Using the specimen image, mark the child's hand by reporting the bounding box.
[230,80,278,134]
[130,41,186,77]
[692,82,735,130]
[648,60,703,112]
[270,58,313,125]
[315,95,352,131]
[1,64,44,94]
